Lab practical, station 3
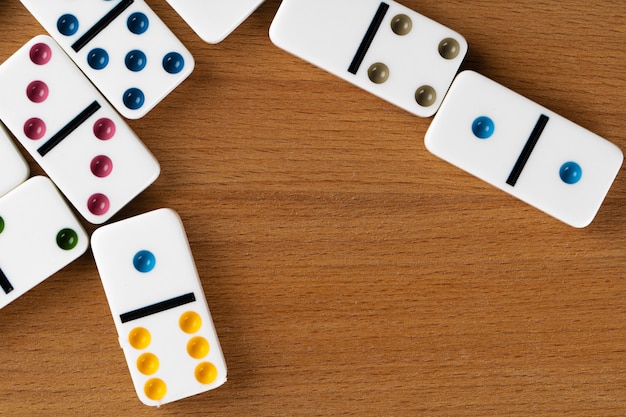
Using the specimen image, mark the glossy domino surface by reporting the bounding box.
[91,209,227,406]
[425,70,624,228]
[0,176,88,309]
[20,0,195,119]
[165,0,265,44]
[270,0,467,117]
[0,35,160,224]
[0,124,29,198]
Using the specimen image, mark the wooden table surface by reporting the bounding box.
[1,1,625,415]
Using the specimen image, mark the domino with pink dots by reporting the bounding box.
[0,35,160,224]
[20,0,195,119]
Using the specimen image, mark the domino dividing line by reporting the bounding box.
[348,2,389,75]
[37,100,101,157]
[0,268,14,294]
[506,114,550,186]
[120,292,196,323]
[71,0,135,52]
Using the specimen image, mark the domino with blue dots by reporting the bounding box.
[0,176,88,310]
[269,0,467,118]
[0,35,160,224]
[19,0,194,119]
[164,0,265,44]
[0,123,29,198]
[424,70,624,228]
[91,208,227,406]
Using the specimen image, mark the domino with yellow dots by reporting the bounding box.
[91,208,227,406]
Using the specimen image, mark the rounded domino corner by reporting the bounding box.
[165,0,266,44]
[570,144,623,229]
[197,29,232,45]
[423,70,477,152]
[213,369,228,389]
[135,380,166,408]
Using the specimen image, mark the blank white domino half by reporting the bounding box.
[0,176,88,310]
[20,0,194,119]
[0,35,160,224]
[91,209,227,406]
[0,124,29,198]
[165,0,265,44]
[425,70,624,228]
[269,0,467,117]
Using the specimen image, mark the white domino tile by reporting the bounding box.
[0,176,88,310]
[91,209,227,406]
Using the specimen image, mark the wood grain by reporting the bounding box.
[0,0,625,415]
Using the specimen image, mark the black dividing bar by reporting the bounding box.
[506,114,550,187]
[348,2,389,74]
[120,292,196,323]
[71,0,135,52]
[0,268,14,295]
[37,101,101,157]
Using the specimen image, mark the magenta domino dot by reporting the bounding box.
[24,117,46,140]
[90,155,113,178]
[93,118,116,140]
[26,80,49,103]
[87,193,110,216]
[29,43,52,65]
